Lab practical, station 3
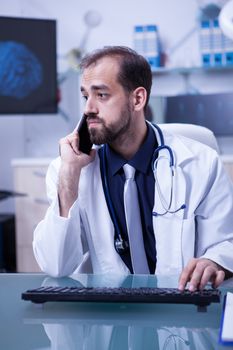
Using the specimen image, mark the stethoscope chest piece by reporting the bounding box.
[114,238,129,255]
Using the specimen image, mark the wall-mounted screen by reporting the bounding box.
[0,16,57,114]
[149,92,233,137]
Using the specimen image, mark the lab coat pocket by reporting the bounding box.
[153,215,195,275]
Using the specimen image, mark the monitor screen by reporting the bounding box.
[160,92,233,137]
[0,16,57,114]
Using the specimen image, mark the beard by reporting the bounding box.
[87,102,132,145]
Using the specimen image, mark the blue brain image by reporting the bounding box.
[0,41,43,99]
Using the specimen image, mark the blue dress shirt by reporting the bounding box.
[99,124,158,273]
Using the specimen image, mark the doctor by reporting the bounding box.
[33,46,233,291]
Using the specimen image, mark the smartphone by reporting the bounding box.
[77,114,93,154]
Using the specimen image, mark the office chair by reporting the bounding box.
[158,123,220,153]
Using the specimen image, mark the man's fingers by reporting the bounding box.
[66,132,80,155]
[70,133,80,155]
[195,267,225,290]
[192,265,217,291]
[212,270,225,288]
[179,258,226,291]
[178,258,197,290]
[59,132,80,156]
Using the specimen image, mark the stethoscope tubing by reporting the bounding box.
[99,122,186,254]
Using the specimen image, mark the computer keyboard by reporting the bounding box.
[21,286,221,306]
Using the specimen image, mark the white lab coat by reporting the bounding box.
[33,128,233,277]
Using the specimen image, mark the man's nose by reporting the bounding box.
[84,97,98,115]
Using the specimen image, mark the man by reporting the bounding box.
[33,46,233,291]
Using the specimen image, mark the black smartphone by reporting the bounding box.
[77,114,93,155]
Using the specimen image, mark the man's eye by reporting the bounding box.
[98,93,108,99]
[82,95,88,101]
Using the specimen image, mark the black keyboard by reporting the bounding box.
[21,286,221,306]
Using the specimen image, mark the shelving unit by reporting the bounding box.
[151,65,233,95]
[151,65,233,75]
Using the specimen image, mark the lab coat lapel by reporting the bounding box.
[152,130,194,274]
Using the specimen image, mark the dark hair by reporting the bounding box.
[80,46,152,109]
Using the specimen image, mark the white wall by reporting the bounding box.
[0,0,232,212]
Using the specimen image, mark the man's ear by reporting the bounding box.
[132,87,147,111]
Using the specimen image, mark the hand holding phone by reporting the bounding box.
[77,114,93,155]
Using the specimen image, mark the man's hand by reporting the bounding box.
[58,130,95,217]
[59,130,95,168]
[178,258,225,291]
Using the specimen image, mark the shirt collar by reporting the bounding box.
[106,124,158,176]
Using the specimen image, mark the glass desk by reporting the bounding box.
[0,273,233,350]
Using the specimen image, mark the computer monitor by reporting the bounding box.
[161,92,233,137]
[0,16,57,114]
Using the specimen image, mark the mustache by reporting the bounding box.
[86,114,103,123]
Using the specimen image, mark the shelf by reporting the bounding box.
[151,65,233,75]
[151,65,233,95]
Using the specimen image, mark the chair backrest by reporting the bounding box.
[158,123,220,153]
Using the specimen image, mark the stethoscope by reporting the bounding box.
[151,123,186,217]
[161,328,190,350]
[99,123,186,255]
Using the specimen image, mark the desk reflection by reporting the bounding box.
[24,275,220,350]
[42,323,218,350]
